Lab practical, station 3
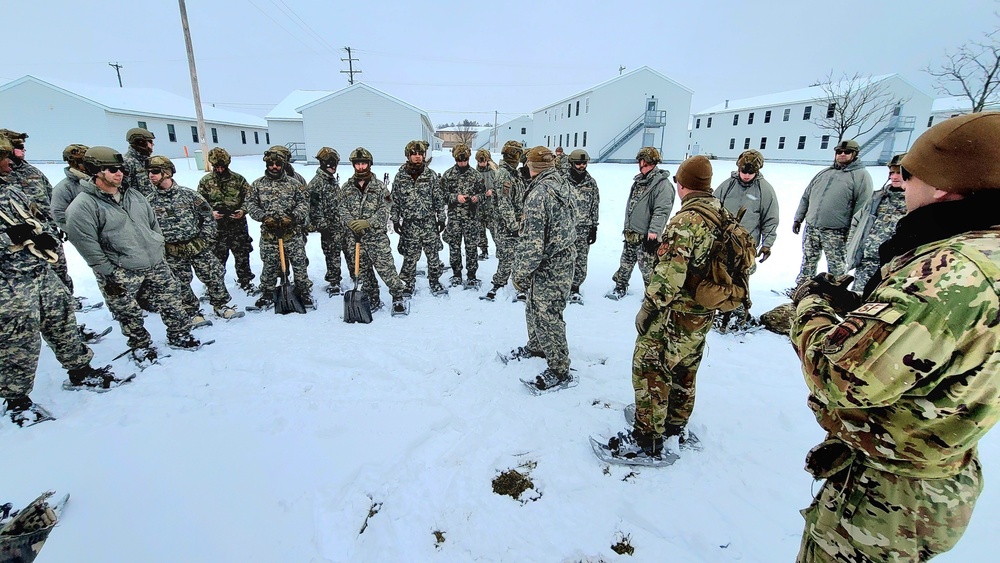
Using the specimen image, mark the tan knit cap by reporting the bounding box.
[675,155,713,192]
[901,112,1000,194]
[525,146,555,171]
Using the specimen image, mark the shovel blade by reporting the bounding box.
[274,284,306,315]
[343,288,372,323]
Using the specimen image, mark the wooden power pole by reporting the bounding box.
[177,0,211,171]
[341,47,362,84]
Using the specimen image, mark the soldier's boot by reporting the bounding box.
[66,364,129,391]
[213,304,245,320]
[299,293,315,309]
[479,248,489,261]
[608,429,664,459]
[509,346,545,361]
[605,284,627,301]
[568,285,583,304]
[254,295,274,309]
[515,291,527,302]
[532,368,571,391]
[3,395,49,427]
[131,346,159,364]
[168,333,202,351]
[448,274,463,287]
[239,279,260,296]
[485,284,502,301]
[325,283,342,297]
[429,279,447,296]
[191,311,213,329]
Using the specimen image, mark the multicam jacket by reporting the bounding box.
[645,191,719,313]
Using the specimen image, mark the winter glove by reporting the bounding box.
[757,245,771,262]
[4,223,36,245]
[519,166,531,180]
[101,273,126,298]
[262,216,278,228]
[437,220,446,234]
[792,221,802,235]
[278,216,293,228]
[634,298,658,336]
[31,233,59,252]
[347,219,371,234]
[587,226,597,245]
[790,273,861,315]
[641,236,660,254]
[393,220,404,234]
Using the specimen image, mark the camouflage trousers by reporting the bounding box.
[0,267,92,399]
[796,226,848,286]
[165,247,232,313]
[525,247,576,375]
[214,219,255,285]
[101,261,192,349]
[317,228,348,285]
[611,238,654,289]
[398,218,445,287]
[796,458,982,562]
[259,232,311,297]
[632,309,714,435]
[491,233,517,288]
[347,230,405,304]
[476,213,491,252]
[852,231,887,291]
[571,225,592,288]
[52,242,74,293]
[444,216,479,278]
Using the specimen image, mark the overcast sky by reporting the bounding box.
[5,0,997,127]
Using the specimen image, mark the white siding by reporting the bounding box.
[266,120,305,148]
[0,79,109,161]
[473,116,532,151]
[106,114,268,159]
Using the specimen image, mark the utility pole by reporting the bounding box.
[619,65,626,76]
[177,0,211,171]
[108,62,124,87]
[341,47,362,84]
[493,110,498,150]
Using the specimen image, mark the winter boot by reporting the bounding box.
[214,304,245,320]
[532,368,571,391]
[191,311,213,329]
[239,279,260,296]
[3,395,51,427]
[605,284,627,301]
[485,284,501,301]
[429,279,447,295]
[254,295,273,309]
[325,283,341,297]
[479,248,489,261]
[448,274,463,287]
[509,346,545,361]
[66,364,130,391]
[78,324,109,343]
[391,298,408,316]
[464,275,481,290]
[167,334,202,351]
[568,285,583,304]
[608,429,664,459]
[299,292,315,309]
[515,291,527,302]
[131,346,159,364]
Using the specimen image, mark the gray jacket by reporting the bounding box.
[623,167,674,237]
[846,184,906,269]
[794,160,872,230]
[714,171,779,248]
[50,166,89,230]
[65,179,165,277]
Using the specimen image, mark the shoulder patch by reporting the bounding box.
[850,302,903,324]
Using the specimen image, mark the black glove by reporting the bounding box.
[393,220,404,234]
[790,273,861,315]
[792,221,802,235]
[4,223,35,245]
[757,246,771,263]
[437,220,446,234]
[32,233,59,252]
[642,236,660,254]
[102,274,126,298]
[587,226,597,245]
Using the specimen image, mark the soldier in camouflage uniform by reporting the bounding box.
[846,153,907,293]
[197,147,256,294]
[269,145,306,185]
[122,127,156,198]
[65,147,201,363]
[441,144,486,287]
[147,156,243,321]
[553,146,570,177]
[511,146,577,390]
[308,147,348,296]
[341,147,407,314]
[789,112,1000,562]
[602,156,719,460]
[390,141,447,295]
[246,148,313,309]
[0,138,126,426]
[475,148,498,260]
[566,149,600,303]
[608,146,675,299]
[793,139,873,286]
[485,141,526,301]
[50,144,90,232]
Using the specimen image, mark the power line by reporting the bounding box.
[341,47,362,85]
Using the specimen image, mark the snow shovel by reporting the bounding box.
[344,234,372,324]
[274,236,306,315]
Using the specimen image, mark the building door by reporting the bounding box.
[642,131,654,147]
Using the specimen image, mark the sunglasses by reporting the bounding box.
[265,159,283,167]
[477,158,487,163]
[834,149,854,155]
[147,167,163,175]
[103,165,125,173]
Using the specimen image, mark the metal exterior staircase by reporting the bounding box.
[858,115,915,163]
[285,142,306,162]
[597,109,667,163]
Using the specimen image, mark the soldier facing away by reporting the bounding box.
[789,112,1000,562]
[121,127,156,198]
[197,147,256,295]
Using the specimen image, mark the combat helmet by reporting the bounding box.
[636,146,661,165]
[207,147,231,167]
[316,147,340,166]
[148,155,176,176]
[83,146,125,175]
[62,144,90,166]
[0,135,12,158]
[126,127,155,154]
[568,149,590,164]
[404,141,426,157]
[834,139,860,153]
[263,145,288,165]
[452,144,471,161]
[887,153,906,171]
[737,149,764,174]
[350,147,373,164]
[0,129,26,149]
[501,140,523,164]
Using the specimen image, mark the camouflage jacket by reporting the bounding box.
[794,159,872,231]
[645,191,719,313]
[340,174,392,240]
[246,172,309,231]
[197,170,252,219]
[122,147,155,198]
[568,170,600,228]
[307,167,342,231]
[64,180,165,276]
[554,153,570,176]
[390,163,445,222]
[476,162,499,216]
[0,182,59,278]
[148,181,217,244]
[792,197,1000,478]
[441,165,485,221]
[51,167,89,231]
[514,168,577,284]
[623,167,674,238]
[714,171,779,248]
[8,160,53,213]
[846,185,906,269]
[493,163,524,235]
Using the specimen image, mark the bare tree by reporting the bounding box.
[926,28,1000,113]
[813,71,907,142]
[454,124,478,147]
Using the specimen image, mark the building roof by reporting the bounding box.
[265,89,334,121]
[0,75,267,127]
[695,74,898,115]
[534,66,693,113]
[436,126,492,133]
[294,82,431,120]
[931,95,1000,113]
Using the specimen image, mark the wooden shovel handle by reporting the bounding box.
[354,242,361,276]
[278,237,287,274]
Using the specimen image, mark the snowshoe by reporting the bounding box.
[240,280,261,296]
[463,277,482,291]
[299,293,317,311]
[190,313,213,329]
[370,300,384,313]
[448,275,463,288]
[63,365,135,392]
[605,285,628,301]
[520,369,578,395]
[497,346,545,365]
[568,292,584,305]
[167,334,204,351]
[213,305,245,320]
[4,396,56,427]
[77,301,105,313]
[623,404,703,452]
[513,291,527,303]
[415,268,427,278]
[198,293,211,303]
[429,280,449,297]
[481,285,501,301]
[390,298,410,317]
[402,284,415,298]
[119,346,168,371]
[478,249,489,261]
[79,324,113,344]
[589,433,679,467]
[325,283,342,297]
[246,295,274,312]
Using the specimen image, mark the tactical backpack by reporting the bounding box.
[683,199,756,312]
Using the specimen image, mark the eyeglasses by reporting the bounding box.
[147,167,162,175]
[102,165,125,173]
[834,149,854,155]
[265,159,283,167]
[457,158,469,162]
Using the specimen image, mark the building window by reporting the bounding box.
[803,106,812,120]
[167,124,177,142]
[729,138,736,150]
[559,134,563,146]
[748,112,755,125]
[827,103,836,118]
[778,136,786,149]
[240,131,246,144]
[695,118,701,129]
[265,132,270,144]
[744,138,751,149]
[253,131,259,144]
[733,114,739,126]
[760,137,767,150]
[821,135,830,149]
[211,127,218,143]
[521,127,526,135]
[783,109,790,122]
[585,97,590,113]
[582,131,587,147]
[567,103,572,118]
[927,116,934,127]
[546,136,550,147]
[764,110,771,123]
[707,117,713,128]
[797,135,806,149]
[191,126,199,143]
[573,133,578,147]
[575,101,580,116]
[137,121,147,130]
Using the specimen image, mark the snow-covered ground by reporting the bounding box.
[5,154,998,562]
